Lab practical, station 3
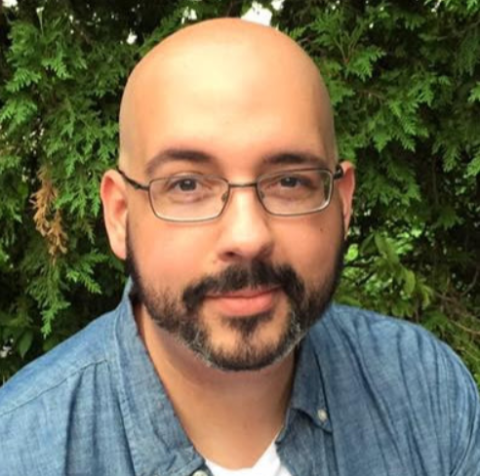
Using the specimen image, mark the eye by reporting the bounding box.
[160,175,223,204]
[164,175,208,194]
[279,176,304,188]
[259,170,322,202]
[273,173,316,191]
[171,178,199,192]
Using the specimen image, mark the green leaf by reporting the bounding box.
[18,331,34,359]
[403,269,416,296]
[468,82,480,103]
[374,234,399,265]
[466,152,480,177]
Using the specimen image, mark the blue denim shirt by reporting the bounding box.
[0,287,479,476]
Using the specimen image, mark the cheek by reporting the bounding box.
[130,219,214,289]
[278,211,343,282]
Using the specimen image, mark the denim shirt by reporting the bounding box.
[0,287,479,476]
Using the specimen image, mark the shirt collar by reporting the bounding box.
[112,282,204,476]
[280,313,333,437]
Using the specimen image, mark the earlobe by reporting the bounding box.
[100,169,128,260]
[337,161,355,237]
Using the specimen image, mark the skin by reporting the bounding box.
[101,18,355,469]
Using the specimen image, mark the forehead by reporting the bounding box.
[121,33,335,175]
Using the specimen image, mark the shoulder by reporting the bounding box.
[0,309,118,416]
[0,309,123,474]
[310,304,480,474]
[314,304,456,366]
[311,304,475,392]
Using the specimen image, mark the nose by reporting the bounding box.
[215,186,274,263]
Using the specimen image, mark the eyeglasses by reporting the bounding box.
[117,165,344,222]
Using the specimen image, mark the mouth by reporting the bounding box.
[205,286,281,316]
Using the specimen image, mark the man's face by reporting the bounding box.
[113,34,354,372]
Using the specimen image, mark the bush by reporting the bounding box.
[1,0,479,385]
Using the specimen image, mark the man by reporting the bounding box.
[0,18,478,476]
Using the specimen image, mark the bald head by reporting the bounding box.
[119,18,337,171]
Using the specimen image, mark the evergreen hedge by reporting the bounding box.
[1,0,479,385]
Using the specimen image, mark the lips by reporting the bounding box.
[206,287,280,316]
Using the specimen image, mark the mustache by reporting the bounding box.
[182,260,306,313]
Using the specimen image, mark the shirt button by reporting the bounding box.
[192,471,209,476]
[317,408,328,423]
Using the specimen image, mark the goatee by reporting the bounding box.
[126,234,344,372]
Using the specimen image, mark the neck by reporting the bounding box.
[135,304,296,469]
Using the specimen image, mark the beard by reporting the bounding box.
[126,231,345,372]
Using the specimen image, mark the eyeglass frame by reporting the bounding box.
[116,165,345,222]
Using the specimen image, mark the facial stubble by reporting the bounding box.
[127,229,345,372]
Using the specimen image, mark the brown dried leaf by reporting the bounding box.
[31,166,68,257]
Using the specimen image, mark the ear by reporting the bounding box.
[336,161,355,237]
[100,169,128,260]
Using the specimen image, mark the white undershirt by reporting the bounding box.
[205,440,292,476]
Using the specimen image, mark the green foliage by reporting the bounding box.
[1,0,479,387]
[279,0,480,386]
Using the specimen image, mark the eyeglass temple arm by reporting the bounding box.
[333,165,344,180]
[116,168,150,191]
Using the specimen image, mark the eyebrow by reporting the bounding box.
[145,149,214,177]
[144,148,329,177]
[262,152,329,168]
